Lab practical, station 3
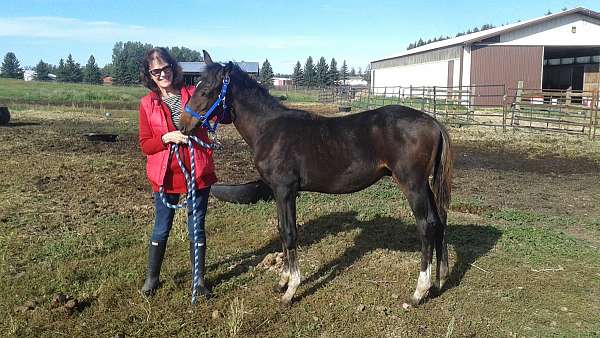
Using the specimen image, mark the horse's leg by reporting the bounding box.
[434,211,449,292]
[399,180,440,309]
[273,185,300,306]
[274,244,289,293]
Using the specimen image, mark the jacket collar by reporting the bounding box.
[149,86,193,105]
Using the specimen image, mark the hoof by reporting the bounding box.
[194,286,213,300]
[140,280,161,297]
[273,284,287,294]
[279,294,294,309]
[402,302,412,311]
[279,299,292,310]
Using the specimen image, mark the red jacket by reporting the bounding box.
[138,85,217,193]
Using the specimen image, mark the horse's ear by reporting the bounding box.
[203,50,213,65]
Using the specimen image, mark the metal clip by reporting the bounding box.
[209,132,222,150]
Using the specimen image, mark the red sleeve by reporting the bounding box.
[138,101,167,155]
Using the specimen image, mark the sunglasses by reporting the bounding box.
[149,65,172,78]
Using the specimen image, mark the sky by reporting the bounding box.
[1,1,599,74]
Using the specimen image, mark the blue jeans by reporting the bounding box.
[151,187,211,244]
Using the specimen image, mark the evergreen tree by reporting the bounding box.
[350,67,356,77]
[340,60,348,85]
[328,58,339,86]
[292,61,303,87]
[83,55,102,84]
[1,52,24,79]
[64,54,83,82]
[112,41,153,85]
[315,56,329,87]
[259,59,274,88]
[303,56,316,87]
[33,60,51,81]
[56,59,67,82]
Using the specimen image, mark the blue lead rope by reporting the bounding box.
[158,135,218,304]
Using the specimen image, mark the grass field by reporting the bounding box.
[1,82,600,337]
[0,79,320,110]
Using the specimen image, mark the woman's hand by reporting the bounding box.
[161,131,189,145]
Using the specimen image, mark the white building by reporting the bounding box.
[23,70,36,81]
[370,7,600,104]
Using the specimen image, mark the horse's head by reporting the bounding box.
[180,50,233,134]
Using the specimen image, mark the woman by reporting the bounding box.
[138,47,216,298]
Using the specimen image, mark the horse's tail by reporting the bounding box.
[432,122,453,225]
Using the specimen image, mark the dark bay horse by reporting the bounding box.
[180,51,453,309]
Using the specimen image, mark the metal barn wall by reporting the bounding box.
[372,58,459,88]
[470,45,543,105]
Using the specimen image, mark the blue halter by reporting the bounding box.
[184,75,230,134]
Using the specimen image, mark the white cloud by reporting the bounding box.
[0,16,325,49]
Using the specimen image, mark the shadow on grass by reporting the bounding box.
[208,211,501,303]
[1,122,40,127]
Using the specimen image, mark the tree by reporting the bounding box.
[33,60,51,81]
[1,52,24,79]
[259,59,274,88]
[101,63,114,78]
[340,60,348,85]
[350,67,356,77]
[303,56,316,87]
[166,46,202,62]
[83,55,102,84]
[63,54,83,82]
[56,58,67,82]
[112,41,153,85]
[292,61,303,87]
[362,64,371,85]
[328,58,339,86]
[315,57,329,87]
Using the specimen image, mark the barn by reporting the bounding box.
[370,7,600,105]
[180,61,259,85]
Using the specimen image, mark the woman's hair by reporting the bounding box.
[140,47,184,93]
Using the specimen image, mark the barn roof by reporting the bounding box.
[373,7,600,63]
[179,61,259,74]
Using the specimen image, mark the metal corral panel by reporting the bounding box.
[372,46,461,69]
[470,45,543,105]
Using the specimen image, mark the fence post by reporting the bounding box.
[421,87,425,111]
[409,85,413,107]
[566,86,572,106]
[591,89,599,139]
[367,87,371,110]
[383,87,387,106]
[515,81,524,113]
[502,85,506,132]
[433,86,437,119]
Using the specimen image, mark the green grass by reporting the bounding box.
[270,88,320,103]
[0,78,146,109]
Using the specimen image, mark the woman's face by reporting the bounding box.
[148,54,174,91]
